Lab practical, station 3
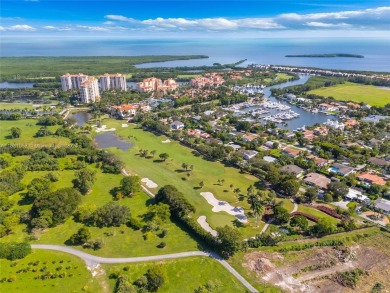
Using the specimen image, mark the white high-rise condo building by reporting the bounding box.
[60,73,88,91]
[80,77,100,103]
[99,73,127,91]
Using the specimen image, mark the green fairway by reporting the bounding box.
[308,82,390,107]
[0,103,37,110]
[103,256,247,293]
[100,120,263,238]
[0,250,100,293]
[0,119,70,146]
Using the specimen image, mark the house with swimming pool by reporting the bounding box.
[328,163,355,177]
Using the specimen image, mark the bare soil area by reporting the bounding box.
[243,235,390,293]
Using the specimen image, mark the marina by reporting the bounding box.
[226,74,336,130]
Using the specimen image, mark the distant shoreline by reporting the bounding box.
[285,54,364,58]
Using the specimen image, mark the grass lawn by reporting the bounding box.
[103,256,247,293]
[0,119,70,146]
[98,120,263,238]
[297,205,340,225]
[0,103,37,110]
[0,250,100,293]
[308,82,390,107]
[277,198,294,213]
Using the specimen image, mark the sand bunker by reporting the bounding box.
[94,125,116,133]
[200,192,248,223]
[197,216,218,236]
[161,139,171,143]
[141,178,158,189]
[121,124,128,128]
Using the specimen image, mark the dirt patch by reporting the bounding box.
[243,244,390,293]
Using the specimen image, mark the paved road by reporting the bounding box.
[291,199,298,213]
[31,245,258,293]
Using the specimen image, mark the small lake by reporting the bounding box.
[70,111,91,126]
[94,132,133,151]
[0,82,34,89]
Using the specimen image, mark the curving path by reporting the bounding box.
[31,245,259,293]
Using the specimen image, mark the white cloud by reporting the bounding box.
[105,15,137,23]
[104,7,390,32]
[103,21,115,25]
[43,25,72,31]
[306,22,351,28]
[7,25,36,31]
[139,17,283,30]
[0,26,6,31]
[279,6,390,21]
[235,18,285,29]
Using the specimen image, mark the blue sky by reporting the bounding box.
[1,0,390,38]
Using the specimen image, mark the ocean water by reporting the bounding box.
[1,37,389,72]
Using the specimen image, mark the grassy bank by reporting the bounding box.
[308,82,390,107]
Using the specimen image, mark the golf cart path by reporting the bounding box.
[32,245,258,292]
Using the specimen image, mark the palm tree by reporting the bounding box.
[150,150,156,158]
[248,193,263,227]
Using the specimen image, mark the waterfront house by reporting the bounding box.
[319,103,337,112]
[313,126,329,136]
[343,119,359,129]
[324,119,345,131]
